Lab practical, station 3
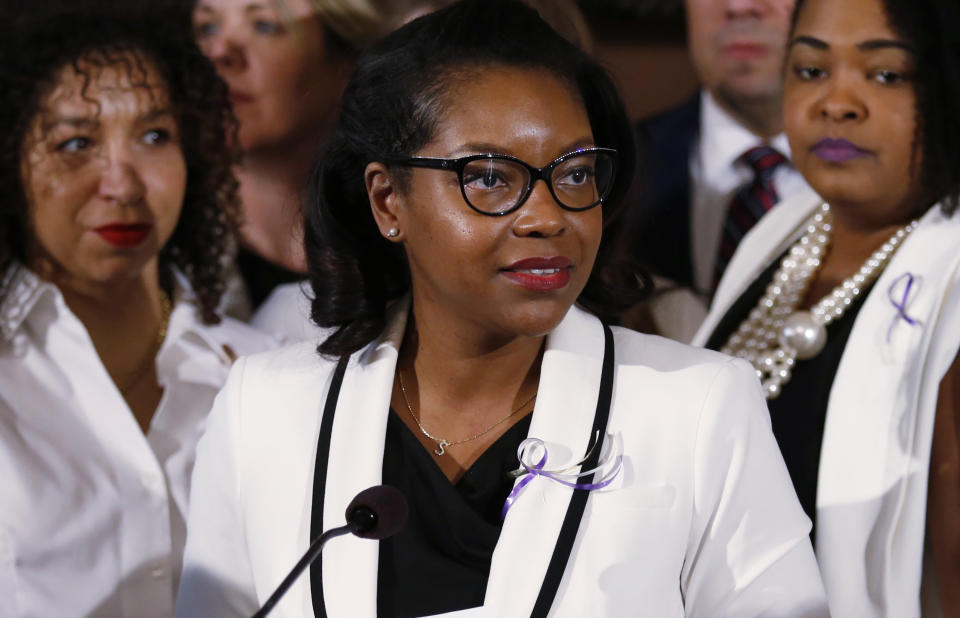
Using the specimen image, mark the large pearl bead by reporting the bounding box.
[779,311,827,360]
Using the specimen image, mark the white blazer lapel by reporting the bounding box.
[816,208,960,600]
[694,190,821,346]
[484,306,606,615]
[320,305,408,618]
[817,209,955,509]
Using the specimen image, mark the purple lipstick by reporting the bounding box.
[812,138,870,163]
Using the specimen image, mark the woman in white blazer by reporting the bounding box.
[694,0,960,615]
[177,1,827,616]
[0,10,277,617]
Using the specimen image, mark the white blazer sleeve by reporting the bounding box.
[176,358,260,617]
[681,359,828,618]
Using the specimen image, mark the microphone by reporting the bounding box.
[251,485,408,618]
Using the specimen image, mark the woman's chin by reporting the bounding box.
[495,302,574,340]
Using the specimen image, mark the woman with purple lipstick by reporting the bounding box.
[696,0,960,614]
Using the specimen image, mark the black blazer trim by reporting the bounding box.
[309,323,615,617]
[531,322,615,617]
[310,354,349,618]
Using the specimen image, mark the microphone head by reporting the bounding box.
[345,485,408,540]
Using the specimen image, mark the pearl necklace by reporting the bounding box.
[721,203,918,399]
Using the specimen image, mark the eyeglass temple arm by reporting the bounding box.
[390,157,455,171]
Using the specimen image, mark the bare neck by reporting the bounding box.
[804,206,918,306]
[399,312,545,412]
[56,263,165,356]
[236,138,321,273]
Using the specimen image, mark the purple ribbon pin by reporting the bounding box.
[886,272,921,342]
[501,434,623,520]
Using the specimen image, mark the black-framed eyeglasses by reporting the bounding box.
[388,147,618,216]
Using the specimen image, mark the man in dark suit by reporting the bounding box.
[619,0,809,341]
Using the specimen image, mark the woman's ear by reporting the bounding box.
[365,162,405,241]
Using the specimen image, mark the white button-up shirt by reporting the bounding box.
[0,265,277,617]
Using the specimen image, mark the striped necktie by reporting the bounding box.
[714,145,787,289]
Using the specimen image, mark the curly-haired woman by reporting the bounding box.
[0,8,276,617]
[191,0,453,315]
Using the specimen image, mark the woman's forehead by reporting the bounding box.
[38,57,171,124]
[793,0,904,46]
[428,66,590,154]
[196,0,315,18]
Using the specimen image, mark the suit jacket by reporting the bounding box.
[695,192,960,617]
[176,303,827,617]
[617,94,700,288]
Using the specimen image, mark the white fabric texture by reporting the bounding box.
[251,280,326,344]
[177,302,828,617]
[0,265,278,618]
[695,192,960,617]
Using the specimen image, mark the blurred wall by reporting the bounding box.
[583,1,698,121]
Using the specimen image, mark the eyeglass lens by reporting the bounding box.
[461,152,614,214]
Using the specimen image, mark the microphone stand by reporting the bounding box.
[250,508,375,618]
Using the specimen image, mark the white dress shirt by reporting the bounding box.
[0,265,278,618]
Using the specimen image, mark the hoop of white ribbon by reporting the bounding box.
[501,432,623,519]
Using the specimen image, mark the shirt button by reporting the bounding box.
[151,566,166,579]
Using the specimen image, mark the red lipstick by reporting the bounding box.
[501,256,572,291]
[95,223,152,248]
[229,90,255,105]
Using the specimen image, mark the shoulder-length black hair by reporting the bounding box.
[791,0,960,216]
[305,0,643,356]
[0,6,239,323]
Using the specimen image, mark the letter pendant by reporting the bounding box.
[434,440,450,456]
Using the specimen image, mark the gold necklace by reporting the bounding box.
[397,369,537,456]
[119,291,172,395]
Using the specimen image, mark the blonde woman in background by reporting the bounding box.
[192,0,443,314]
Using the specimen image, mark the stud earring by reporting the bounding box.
[386,228,400,238]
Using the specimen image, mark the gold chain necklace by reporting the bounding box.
[397,370,537,456]
[119,291,172,395]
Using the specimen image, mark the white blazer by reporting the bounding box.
[177,304,828,617]
[695,192,960,617]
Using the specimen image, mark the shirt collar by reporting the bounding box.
[0,264,58,344]
[159,300,238,368]
[0,264,232,366]
[698,89,793,185]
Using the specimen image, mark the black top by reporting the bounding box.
[310,325,615,618]
[704,256,873,540]
[377,410,533,617]
[236,246,304,309]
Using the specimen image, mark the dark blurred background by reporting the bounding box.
[2,0,698,124]
[579,0,697,121]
